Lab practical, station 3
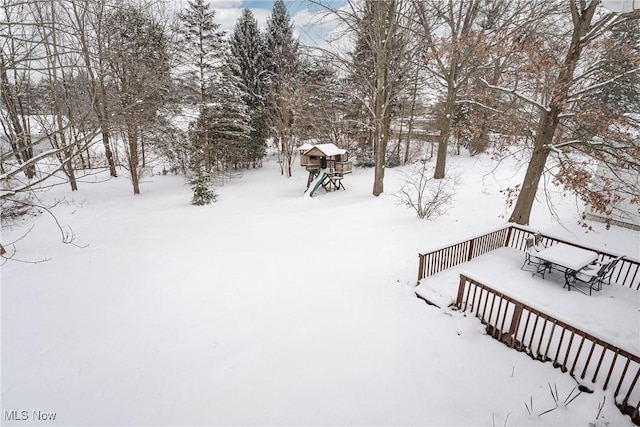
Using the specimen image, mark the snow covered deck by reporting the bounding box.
[415,247,640,355]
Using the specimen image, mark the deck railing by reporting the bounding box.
[417,226,510,279]
[456,273,640,424]
[417,224,640,290]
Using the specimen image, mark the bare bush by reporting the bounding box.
[398,160,456,219]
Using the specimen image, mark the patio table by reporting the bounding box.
[534,243,599,291]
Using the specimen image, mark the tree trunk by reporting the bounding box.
[508,139,550,224]
[97,72,117,177]
[127,124,140,195]
[99,115,117,176]
[404,67,419,164]
[43,1,78,192]
[434,88,455,179]
[371,0,394,197]
[396,100,405,152]
[141,129,146,168]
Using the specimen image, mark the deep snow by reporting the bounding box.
[2,152,639,426]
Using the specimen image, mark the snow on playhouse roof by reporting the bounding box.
[297,143,314,152]
[300,143,347,157]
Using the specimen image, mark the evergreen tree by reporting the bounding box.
[176,0,225,103]
[230,8,267,106]
[209,57,252,169]
[263,0,300,176]
[229,8,268,167]
[189,149,216,205]
[188,108,216,205]
[298,58,342,145]
[264,0,299,83]
[594,19,640,114]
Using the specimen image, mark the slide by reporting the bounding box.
[305,170,327,197]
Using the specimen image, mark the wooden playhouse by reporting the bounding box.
[299,143,353,196]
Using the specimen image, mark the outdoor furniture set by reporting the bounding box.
[521,232,624,295]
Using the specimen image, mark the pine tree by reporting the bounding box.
[264,0,299,83]
[230,8,267,107]
[188,108,216,205]
[189,149,216,205]
[176,0,225,103]
[209,57,252,169]
[264,0,300,176]
[229,8,268,167]
[595,19,640,114]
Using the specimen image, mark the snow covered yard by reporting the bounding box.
[2,154,639,426]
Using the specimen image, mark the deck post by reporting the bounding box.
[456,275,468,309]
[507,302,523,342]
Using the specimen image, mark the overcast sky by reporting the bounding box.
[169,0,347,48]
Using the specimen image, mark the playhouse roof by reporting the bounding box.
[300,143,347,157]
[298,143,314,152]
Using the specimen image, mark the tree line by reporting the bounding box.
[1,0,638,235]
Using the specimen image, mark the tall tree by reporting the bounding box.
[229,8,268,168]
[0,0,36,179]
[496,2,640,225]
[264,0,300,177]
[412,0,548,178]
[297,57,342,145]
[32,0,82,192]
[176,0,225,104]
[352,0,415,195]
[69,0,118,177]
[412,0,483,179]
[104,4,171,195]
[208,57,252,170]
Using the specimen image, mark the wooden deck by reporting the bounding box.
[415,224,640,424]
[417,224,640,290]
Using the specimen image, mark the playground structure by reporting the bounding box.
[299,143,353,196]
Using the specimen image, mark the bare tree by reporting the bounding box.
[482,2,640,225]
[411,0,552,179]
[69,0,118,177]
[103,3,171,194]
[32,0,82,191]
[351,0,417,195]
[0,0,37,179]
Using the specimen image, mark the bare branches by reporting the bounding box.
[398,159,456,219]
[479,78,550,112]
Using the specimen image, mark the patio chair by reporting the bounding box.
[579,255,624,286]
[601,255,624,286]
[568,263,610,295]
[521,237,549,277]
[533,232,547,251]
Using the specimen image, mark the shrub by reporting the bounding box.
[398,161,455,219]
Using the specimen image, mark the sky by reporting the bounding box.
[170,0,348,48]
